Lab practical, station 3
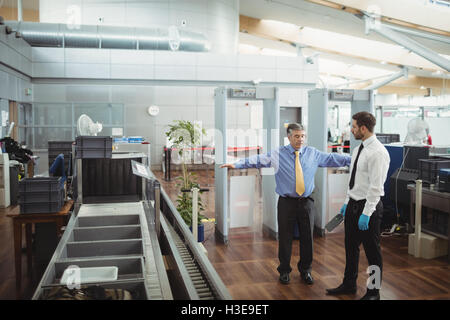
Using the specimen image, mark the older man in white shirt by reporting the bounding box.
[326,111,390,300]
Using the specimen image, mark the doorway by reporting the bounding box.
[279,107,302,146]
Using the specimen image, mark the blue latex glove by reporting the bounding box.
[358,214,370,231]
[340,204,347,217]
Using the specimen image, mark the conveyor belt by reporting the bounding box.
[155,184,232,300]
[167,222,215,300]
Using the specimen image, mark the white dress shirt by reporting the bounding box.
[345,134,390,217]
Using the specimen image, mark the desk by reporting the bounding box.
[7,200,74,297]
[408,185,450,263]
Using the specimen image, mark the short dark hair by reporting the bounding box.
[352,112,376,133]
[287,123,305,136]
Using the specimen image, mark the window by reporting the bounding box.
[380,106,450,145]
[0,99,10,138]
[17,103,125,150]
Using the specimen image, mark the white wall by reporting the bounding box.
[31,47,318,84]
[0,26,33,103]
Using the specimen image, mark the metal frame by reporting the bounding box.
[214,86,280,243]
[364,67,408,90]
[363,15,450,72]
[308,89,374,234]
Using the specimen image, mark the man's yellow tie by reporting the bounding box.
[295,151,305,196]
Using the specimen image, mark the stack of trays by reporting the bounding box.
[19,177,65,214]
[36,214,149,300]
[419,159,450,185]
[48,141,73,175]
[75,136,112,159]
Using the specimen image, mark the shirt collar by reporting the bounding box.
[287,144,304,154]
[362,134,376,147]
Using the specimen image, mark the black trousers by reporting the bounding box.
[277,196,315,275]
[343,198,383,293]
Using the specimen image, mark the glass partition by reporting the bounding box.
[0,98,10,138]
[380,106,450,145]
[18,103,125,150]
[34,104,72,126]
[424,107,450,146]
[34,127,74,149]
[327,102,350,143]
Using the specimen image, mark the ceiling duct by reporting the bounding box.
[5,21,210,52]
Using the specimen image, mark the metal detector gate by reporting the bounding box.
[308,89,374,235]
[214,86,279,244]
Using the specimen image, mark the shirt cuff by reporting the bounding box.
[362,204,375,217]
[234,159,244,169]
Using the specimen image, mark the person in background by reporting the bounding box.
[342,122,351,154]
[426,128,432,145]
[326,112,390,300]
[220,123,351,286]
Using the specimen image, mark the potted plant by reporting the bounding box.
[165,120,207,241]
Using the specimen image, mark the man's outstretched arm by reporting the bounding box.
[220,152,272,170]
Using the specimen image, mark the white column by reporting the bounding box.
[17,0,23,21]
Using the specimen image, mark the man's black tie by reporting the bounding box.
[349,144,364,190]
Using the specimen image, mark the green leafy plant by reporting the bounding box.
[165,120,207,226]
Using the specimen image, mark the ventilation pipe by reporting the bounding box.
[5,21,211,52]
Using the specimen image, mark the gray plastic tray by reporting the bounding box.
[71,225,142,241]
[76,136,112,149]
[19,200,64,214]
[38,280,148,300]
[19,177,63,193]
[64,240,143,258]
[19,188,63,203]
[75,147,112,159]
[48,141,74,150]
[76,215,140,227]
[54,257,144,283]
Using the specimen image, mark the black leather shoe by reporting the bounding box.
[326,283,357,295]
[301,272,314,285]
[360,291,380,300]
[279,273,290,285]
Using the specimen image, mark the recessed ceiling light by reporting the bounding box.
[420,86,425,89]
[380,61,387,65]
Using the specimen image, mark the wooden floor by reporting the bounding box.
[0,205,39,300]
[155,170,450,300]
[1,169,449,300]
